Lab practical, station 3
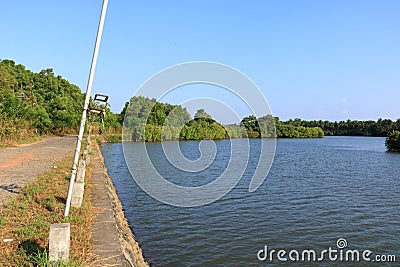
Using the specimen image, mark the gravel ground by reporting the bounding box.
[0,136,76,204]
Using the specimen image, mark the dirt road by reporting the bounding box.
[0,136,76,204]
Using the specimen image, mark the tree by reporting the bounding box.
[119,101,129,124]
[385,131,400,152]
[258,114,277,137]
[241,115,260,138]
[194,109,211,120]
[0,59,85,141]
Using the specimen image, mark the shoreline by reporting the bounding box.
[92,139,148,266]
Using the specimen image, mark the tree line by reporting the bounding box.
[2,60,398,143]
[123,96,399,142]
[281,118,400,137]
[123,96,229,141]
[239,115,324,138]
[123,96,324,141]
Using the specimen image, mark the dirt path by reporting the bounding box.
[0,136,76,204]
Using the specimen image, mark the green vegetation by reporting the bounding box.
[0,59,84,142]
[180,109,229,140]
[124,96,246,141]
[124,96,190,128]
[240,115,323,138]
[281,118,400,137]
[125,96,190,141]
[2,59,397,143]
[0,157,94,266]
[0,59,126,145]
[385,131,400,152]
[31,249,80,267]
[276,124,324,138]
[123,96,323,141]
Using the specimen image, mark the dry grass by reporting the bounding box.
[0,156,95,266]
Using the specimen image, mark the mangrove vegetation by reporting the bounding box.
[385,131,400,152]
[122,96,324,141]
[1,60,399,144]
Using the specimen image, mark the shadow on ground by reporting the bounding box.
[0,184,20,193]
[19,239,46,257]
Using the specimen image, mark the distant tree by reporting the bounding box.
[241,115,260,138]
[258,114,277,137]
[194,109,211,119]
[179,118,228,141]
[385,131,400,152]
[119,101,129,124]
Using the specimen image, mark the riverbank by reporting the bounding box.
[92,140,148,266]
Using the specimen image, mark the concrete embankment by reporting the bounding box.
[90,141,148,267]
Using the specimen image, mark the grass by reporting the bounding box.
[15,135,46,145]
[0,156,95,266]
[104,133,122,143]
[31,249,81,267]
[94,134,117,144]
[0,135,46,150]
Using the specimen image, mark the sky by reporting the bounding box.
[1,0,399,123]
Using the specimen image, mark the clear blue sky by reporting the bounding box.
[1,0,399,123]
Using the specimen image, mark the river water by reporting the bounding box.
[101,137,399,266]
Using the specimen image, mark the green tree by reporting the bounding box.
[0,59,85,141]
[194,109,212,120]
[385,131,400,152]
[241,115,260,138]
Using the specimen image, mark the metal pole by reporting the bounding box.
[64,0,109,217]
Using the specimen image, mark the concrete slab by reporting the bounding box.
[89,141,149,267]
[49,223,70,263]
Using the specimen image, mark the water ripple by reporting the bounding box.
[103,137,400,267]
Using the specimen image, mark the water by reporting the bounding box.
[101,137,400,266]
